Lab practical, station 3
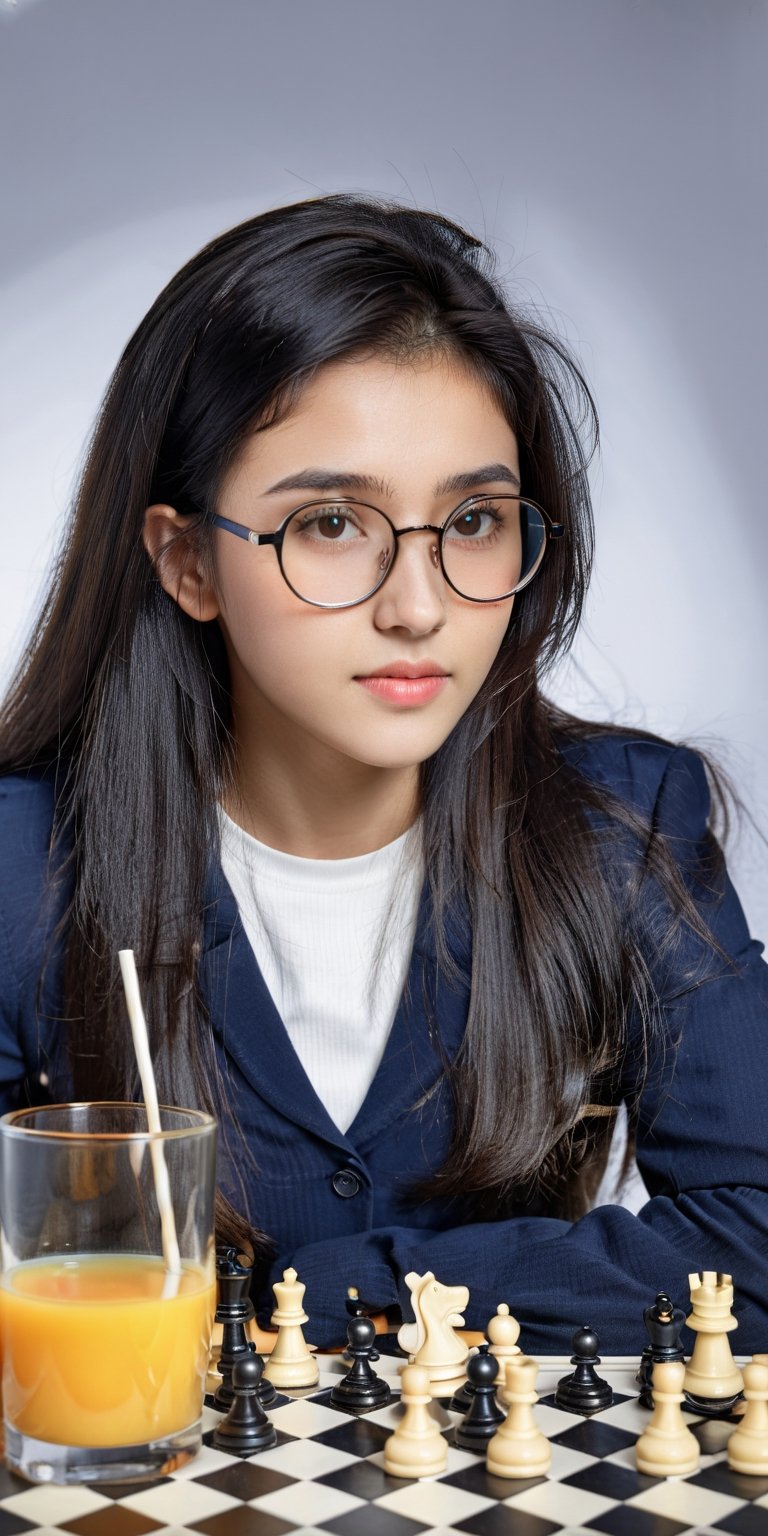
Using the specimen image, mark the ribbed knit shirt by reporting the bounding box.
[217,809,423,1133]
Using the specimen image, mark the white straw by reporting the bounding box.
[118,949,182,1288]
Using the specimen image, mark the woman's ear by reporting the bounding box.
[142,505,220,622]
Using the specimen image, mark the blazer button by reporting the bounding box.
[332,1167,361,1198]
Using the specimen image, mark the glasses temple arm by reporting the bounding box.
[210,514,278,547]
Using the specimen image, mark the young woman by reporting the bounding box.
[1,195,766,1353]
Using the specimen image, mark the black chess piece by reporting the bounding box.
[453,1345,505,1451]
[555,1325,613,1414]
[329,1316,392,1413]
[449,1336,509,1415]
[214,1246,276,1410]
[341,1287,375,1363]
[212,1351,278,1455]
[448,1366,475,1415]
[636,1292,686,1408]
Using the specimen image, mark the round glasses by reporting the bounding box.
[210,495,564,609]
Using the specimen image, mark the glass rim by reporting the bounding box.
[281,492,544,536]
[278,495,547,608]
[0,1100,216,1144]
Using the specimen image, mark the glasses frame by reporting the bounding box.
[210,494,564,609]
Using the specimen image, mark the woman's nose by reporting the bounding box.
[371,529,447,635]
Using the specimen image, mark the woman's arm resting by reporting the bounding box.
[264,750,768,1352]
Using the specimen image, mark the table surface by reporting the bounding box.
[0,1354,763,1536]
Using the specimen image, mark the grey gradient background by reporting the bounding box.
[1,0,766,941]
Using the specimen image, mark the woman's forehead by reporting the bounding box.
[225,353,519,501]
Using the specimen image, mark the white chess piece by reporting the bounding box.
[636,1360,700,1477]
[683,1271,743,1406]
[487,1302,521,1407]
[397,1270,470,1396]
[383,1363,449,1477]
[486,1356,551,1478]
[264,1266,319,1389]
[728,1360,768,1474]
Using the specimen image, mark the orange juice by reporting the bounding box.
[1,1254,215,1447]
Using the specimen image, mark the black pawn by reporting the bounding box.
[555,1325,613,1414]
[329,1316,392,1414]
[449,1342,498,1414]
[636,1292,686,1408]
[341,1287,372,1364]
[212,1352,278,1456]
[449,1347,476,1413]
[448,1375,474,1414]
[453,1346,505,1451]
[214,1246,276,1411]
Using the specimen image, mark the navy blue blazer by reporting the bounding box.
[1,734,767,1353]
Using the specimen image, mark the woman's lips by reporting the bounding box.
[355,671,449,704]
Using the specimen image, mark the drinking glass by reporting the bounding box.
[0,1102,217,1484]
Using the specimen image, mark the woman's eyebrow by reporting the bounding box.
[264,463,521,496]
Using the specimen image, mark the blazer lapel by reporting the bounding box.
[346,883,471,1145]
[199,860,471,1153]
[199,863,350,1149]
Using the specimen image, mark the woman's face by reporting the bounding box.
[209,352,519,775]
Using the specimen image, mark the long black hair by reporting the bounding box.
[0,193,727,1252]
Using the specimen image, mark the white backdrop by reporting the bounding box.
[1,0,765,936]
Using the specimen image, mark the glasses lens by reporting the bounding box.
[281,502,395,605]
[441,498,546,600]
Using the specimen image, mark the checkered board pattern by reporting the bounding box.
[0,1356,765,1536]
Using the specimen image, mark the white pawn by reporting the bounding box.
[636,1360,700,1477]
[487,1302,521,1407]
[728,1360,768,1475]
[265,1267,319,1389]
[384,1363,448,1478]
[732,1353,768,1419]
[486,1356,551,1478]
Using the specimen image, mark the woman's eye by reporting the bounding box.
[299,507,361,541]
[316,514,349,540]
[446,503,502,540]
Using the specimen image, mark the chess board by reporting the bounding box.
[0,1355,764,1536]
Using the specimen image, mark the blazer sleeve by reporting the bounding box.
[0,902,28,1097]
[0,774,61,1110]
[265,747,768,1352]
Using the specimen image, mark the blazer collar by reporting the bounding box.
[199,857,471,1152]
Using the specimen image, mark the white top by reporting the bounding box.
[217,809,423,1133]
